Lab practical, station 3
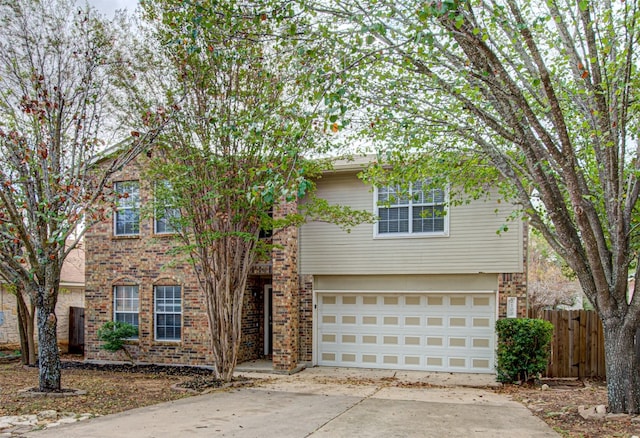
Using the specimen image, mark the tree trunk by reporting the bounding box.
[15,289,36,366]
[26,300,36,365]
[202,236,251,383]
[206,278,244,382]
[36,287,61,392]
[603,320,640,414]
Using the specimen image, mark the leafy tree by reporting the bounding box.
[97,321,138,364]
[307,0,640,412]
[0,0,163,391]
[137,0,364,381]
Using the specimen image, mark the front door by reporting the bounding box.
[264,285,273,356]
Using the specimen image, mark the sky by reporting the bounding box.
[85,0,139,17]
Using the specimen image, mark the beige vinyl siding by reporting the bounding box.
[300,171,523,275]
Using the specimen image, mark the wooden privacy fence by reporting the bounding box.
[536,309,606,378]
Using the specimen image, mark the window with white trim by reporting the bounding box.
[114,181,140,236]
[154,208,180,234]
[154,181,180,234]
[376,180,447,235]
[113,285,139,337]
[154,285,182,341]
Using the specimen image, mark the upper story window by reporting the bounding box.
[114,181,140,236]
[155,208,180,234]
[154,181,180,235]
[376,180,448,236]
[113,285,139,338]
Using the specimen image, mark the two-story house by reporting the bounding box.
[84,154,526,374]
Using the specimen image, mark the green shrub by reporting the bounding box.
[495,318,554,383]
[97,321,138,353]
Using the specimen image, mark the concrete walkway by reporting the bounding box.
[25,367,558,437]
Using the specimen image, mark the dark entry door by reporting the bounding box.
[264,285,272,356]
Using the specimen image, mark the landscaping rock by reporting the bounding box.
[0,422,12,431]
[0,410,95,434]
[36,410,57,420]
[578,405,607,420]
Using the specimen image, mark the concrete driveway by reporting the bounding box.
[25,367,558,437]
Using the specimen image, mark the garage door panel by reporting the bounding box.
[318,293,495,373]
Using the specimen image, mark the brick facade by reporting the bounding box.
[85,155,270,366]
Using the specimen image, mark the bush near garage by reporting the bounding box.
[495,318,553,383]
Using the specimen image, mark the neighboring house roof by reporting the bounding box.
[61,243,85,288]
[0,242,85,289]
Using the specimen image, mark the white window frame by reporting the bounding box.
[113,285,139,338]
[154,205,180,235]
[114,181,140,236]
[154,285,182,342]
[374,180,449,238]
[154,181,180,235]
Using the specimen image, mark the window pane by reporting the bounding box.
[378,206,409,234]
[377,181,445,235]
[114,181,140,236]
[155,207,180,234]
[155,285,182,341]
[433,188,445,204]
[115,182,140,206]
[412,181,425,204]
[114,285,139,337]
[379,185,410,205]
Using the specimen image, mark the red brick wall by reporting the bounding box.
[497,272,528,318]
[498,223,529,318]
[298,274,313,362]
[85,154,263,366]
[271,199,299,371]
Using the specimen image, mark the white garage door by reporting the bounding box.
[317,293,496,373]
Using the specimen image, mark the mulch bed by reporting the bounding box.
[59,360,251,392]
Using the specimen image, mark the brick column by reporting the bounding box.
[498,222,529,318]
[271,199,299,372]
[498,272,528,318]
[298,274,314,362]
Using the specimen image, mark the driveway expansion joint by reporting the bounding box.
[304,385,385,437]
